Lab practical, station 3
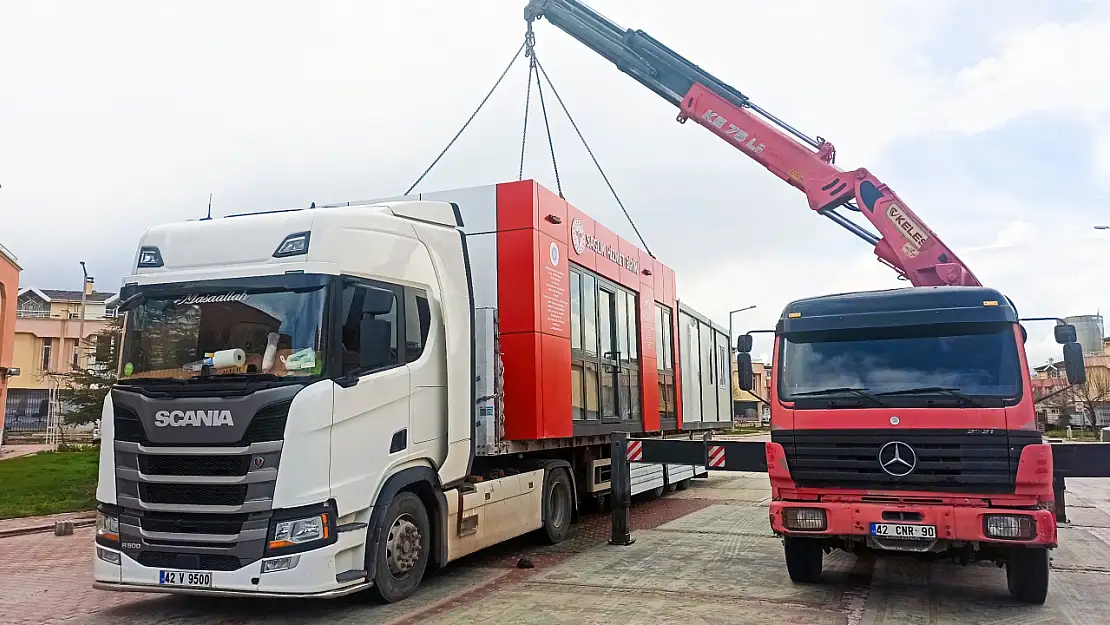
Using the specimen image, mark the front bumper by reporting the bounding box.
[769,500,1057,546]
[93,539,367,598]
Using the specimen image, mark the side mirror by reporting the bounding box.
[1062,342,1086,385]
[736,334,753,354]
[736,352,754,391]
[1055,323,1078,345]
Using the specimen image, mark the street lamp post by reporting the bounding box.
[726,305,757,423]
[728,305,757,354]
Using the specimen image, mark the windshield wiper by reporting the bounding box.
[791,387,887,406]
[874,386,982,406]
[202,372,284,382]
[118,377,188,385]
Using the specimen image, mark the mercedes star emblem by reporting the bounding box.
[878,441,917,477]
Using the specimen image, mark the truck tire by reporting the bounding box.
[368,492,431,603]
[1006,548,1049,604]
[783,537,823,583]
[542,468,573,544]
[675,478,691,491]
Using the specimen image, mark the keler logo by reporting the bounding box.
[154,409,235,427]
[570,218,586,255]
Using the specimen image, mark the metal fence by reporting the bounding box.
[4,389,52,433]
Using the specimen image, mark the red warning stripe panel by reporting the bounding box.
[708,444,726,468]
[627,440,644,462]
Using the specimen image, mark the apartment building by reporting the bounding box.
[0,242,21,440]
[5,285,118,432]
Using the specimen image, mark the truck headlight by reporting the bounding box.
[983,514,1036,540]
[96,512,119,545]
[268,513,330,551]
[782,507,827,531]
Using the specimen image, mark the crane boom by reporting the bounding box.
[524,0,981,287]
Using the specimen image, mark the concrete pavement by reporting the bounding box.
[3,473,1109,624]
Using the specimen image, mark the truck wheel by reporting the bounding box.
[783,537,823,583]
[1006,548,1049,604]
[675,478,691,491]
[542,468,573,544]
[368,492,430,603]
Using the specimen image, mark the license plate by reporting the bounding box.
[159,570,213,587]
[870,523,936,539]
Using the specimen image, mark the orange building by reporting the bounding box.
[0,242,22,441]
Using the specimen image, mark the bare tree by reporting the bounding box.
[1070,366,1110,430]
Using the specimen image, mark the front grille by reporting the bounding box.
[139,483,248,507]
[114,400,291,446]
[775,429,1033,494]
[241,401,290,443]
[139,454,251,477]
[139,512,248,535]
[138,551,242,571]
[114,405,145,443]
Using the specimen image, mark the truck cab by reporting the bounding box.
[736,286,1086,604]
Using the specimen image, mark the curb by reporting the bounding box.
[0,516,97,539]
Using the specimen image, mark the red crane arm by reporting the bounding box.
[679,85,980,286]
[525,0,981,287]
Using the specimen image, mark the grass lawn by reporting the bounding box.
[0,447,100,519]
[1045,429,1100,442]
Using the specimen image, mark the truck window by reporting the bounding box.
[118,274,329,381]
[339,281,399,375]
[779,322,1022,402]
[404,288,431,364]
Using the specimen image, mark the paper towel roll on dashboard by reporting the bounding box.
[208,348,246,369]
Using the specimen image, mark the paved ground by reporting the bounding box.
[3,473,1109,625]
[0,443,53,461]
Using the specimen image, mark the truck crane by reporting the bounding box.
[524,0,978,288]
[526,0,1086,605]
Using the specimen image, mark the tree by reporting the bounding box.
[58,315,124,427]
[1070,365,1110,430]
[1033,380,1075,429]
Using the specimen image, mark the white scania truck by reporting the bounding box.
[92,181,732,602]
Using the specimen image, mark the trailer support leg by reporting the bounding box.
[1053,474,1068,524]
[609,432,635,546]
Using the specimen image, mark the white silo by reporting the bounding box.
[1065,314,1104,355]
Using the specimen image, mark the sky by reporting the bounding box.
[1,0,1107,367]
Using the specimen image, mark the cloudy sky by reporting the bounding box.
[2,0,1107,365]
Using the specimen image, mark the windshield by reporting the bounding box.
[779,322,1022,401]
[119,275,328,381]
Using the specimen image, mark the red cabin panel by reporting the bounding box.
[496,228,539,335]
[500,332,543,440]
[618,236,640,289]
[494,179,682,441]
[540,332,573,438]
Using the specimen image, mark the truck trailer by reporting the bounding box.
[92,179,731,602]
